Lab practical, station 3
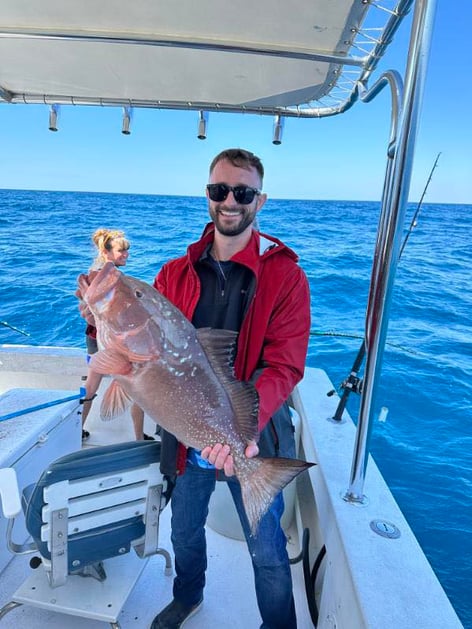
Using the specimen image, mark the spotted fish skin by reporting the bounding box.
[78,261,314,533]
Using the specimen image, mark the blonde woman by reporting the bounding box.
[79,228,149,442]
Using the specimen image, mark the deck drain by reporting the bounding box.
[370,519,401,539]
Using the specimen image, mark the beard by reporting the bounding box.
[209,203,257,236]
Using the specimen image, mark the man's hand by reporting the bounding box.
[201,440,259,477]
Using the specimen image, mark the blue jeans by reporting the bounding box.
[170,462,297,628]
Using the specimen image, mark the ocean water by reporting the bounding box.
[1,189,471,627]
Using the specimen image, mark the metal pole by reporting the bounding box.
[344,0,438,503]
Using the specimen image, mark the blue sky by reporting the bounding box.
[1,1,470,204]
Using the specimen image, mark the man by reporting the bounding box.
[151,148,311,629]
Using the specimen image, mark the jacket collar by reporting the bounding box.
[186,222,298,269]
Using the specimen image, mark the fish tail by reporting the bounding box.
[240,457,314,535]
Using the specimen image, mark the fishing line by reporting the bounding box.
[309,330,420,356]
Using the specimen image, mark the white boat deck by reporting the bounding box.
[0,372,313,629]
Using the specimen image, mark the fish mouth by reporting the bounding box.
[82,264,160,360]
[82,262,121,312]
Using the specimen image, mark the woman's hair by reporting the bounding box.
[90,228,130,270]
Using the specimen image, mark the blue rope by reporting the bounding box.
[0,387,86,423]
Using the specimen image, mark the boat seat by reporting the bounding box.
[0,440,173,628]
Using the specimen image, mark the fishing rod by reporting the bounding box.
[328,152,441,421]
[0,320,30,337]
[400,152,441,257]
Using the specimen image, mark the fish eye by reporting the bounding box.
[135,289,143,298]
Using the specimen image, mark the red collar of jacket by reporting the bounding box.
[185,222,299,270]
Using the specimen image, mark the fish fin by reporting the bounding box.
[100,379,132,421]
[90,349,132,375]
[196,328,259,441]
[239,456,315,535]
[196,328,238,368]
[225,379,259,442]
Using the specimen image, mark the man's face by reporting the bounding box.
[206,159,266,237]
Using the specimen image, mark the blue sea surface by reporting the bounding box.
[1,189,471,627]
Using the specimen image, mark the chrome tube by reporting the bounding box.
[344,0,438,502]
[272,115,284,145]
[122,106,132,135]
[197,110,209,140]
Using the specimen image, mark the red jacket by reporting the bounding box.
[154,223,311,432]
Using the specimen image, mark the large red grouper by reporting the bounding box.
[78,261,314,534]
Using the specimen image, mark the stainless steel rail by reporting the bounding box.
[344,0,438,502]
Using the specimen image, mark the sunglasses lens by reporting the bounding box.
[207,184,229,202]
[233,187,256,204]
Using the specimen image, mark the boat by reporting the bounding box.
[0,1,465,628]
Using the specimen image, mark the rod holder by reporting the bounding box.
[48,104,59,132]
[197,111,208,139]
[122,106,132,135]
[272,115,284,145]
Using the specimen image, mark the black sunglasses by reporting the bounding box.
[206,183,261,205]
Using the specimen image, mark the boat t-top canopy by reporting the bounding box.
[0,0,412,118]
